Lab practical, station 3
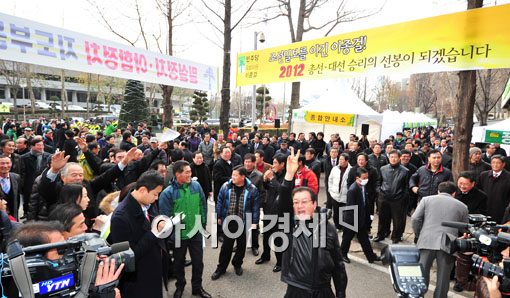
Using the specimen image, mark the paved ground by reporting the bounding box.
[162,180,474,297]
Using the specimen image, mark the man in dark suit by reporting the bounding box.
[0,154,21,220]
[340,167,380,263]
[109,170,166,298]
[478,155,510,223]
[323,147,339,209]
[412,181,468,298]
[21,137,51,216]
[212,146,233,203]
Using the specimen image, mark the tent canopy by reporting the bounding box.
[381,110,437,140]
[292,84,382,141]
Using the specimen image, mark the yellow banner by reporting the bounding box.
[236,4,510,86]
[0,104,10,113]
[294,110,355,126]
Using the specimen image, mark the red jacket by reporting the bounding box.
[294,166,319,194]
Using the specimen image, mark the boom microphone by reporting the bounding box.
[441,221,471,230]
[109,241,130,254]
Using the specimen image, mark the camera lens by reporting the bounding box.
[472,255,504,278]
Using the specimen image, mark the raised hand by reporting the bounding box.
[77,138,87,152]
[121,147,138,166]
[51,151,70,173]
[285,147,300,180]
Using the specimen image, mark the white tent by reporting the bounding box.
[472,118,510,145]
[291,84,383,141]
[381,110,437,140]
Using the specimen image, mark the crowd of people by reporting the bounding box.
[0,116,509,298]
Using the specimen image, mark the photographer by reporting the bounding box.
[3,221,123,297]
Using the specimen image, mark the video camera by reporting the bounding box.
[381,245,428,298]
[442,215,510,263]
[1,233,135,297]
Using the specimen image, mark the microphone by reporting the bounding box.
[497,232,510,245]
[109,241,130,254]
[441,221,471,230]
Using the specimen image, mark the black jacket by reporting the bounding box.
[368,153,388,172]
[345,182,371,229]
[305,159,322,183]
[409,165,453,199]
[347,165,379,214]
[261,144,275,164]
[235,143,252,160]
[120,140,135,151]
[191,163,212,195]
[20,151,51,199]
[456,187,487,215]
[116,149,161,190]
[468,161,491,182]
[263,169,285,214]
[63,139,78,163]
[478,170,510,223]
[109,192,165,298]
[379,164,409,201]
[279,179,347,297]
[212,158,232,199]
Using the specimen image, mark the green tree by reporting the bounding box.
[119,80,148,127]
[256,86,271,120]
[189,90,209,124]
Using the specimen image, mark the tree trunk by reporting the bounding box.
[161,0,174,129]
[86,73,91,119]
[287,81,300,132]
[161,85,174,128]
[452,0,483,181]
[12,87,19,121]
[26,74,36,117]
[60,69,67,119]
[219,0,232,138]
[478,112,488,126]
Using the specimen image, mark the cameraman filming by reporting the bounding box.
[2,221,123,298]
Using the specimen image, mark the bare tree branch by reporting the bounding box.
[232,0,259,30]
[134,0,149,49]
[199,0,224,23]
[86,0,137,46]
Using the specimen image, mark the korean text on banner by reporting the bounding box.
[305,111,355,127]
[0,12,218,92]
[236,4,510,86]
[485,130,510,145]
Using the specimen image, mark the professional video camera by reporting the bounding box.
[381,245,428,298]
[442,216,510,263]
[1,233,135,297]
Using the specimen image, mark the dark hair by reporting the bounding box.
[9,221,65,247]
[122,131,132,141]
[273,153,287,164]
[179,141,188,149]
[173,160,190,174]
[87,142,99,151]
[388,149,402,157]
[0,154,10,160]
[31,138,43,147]
[58,183,84,205]
[292,186,317,202]
[134,170,164,191]
[85,134,96,143]
[356,167,368,177]
[339,152,349,161]
[0,139,12,148]
[105,135,114,142]
[64,130,74,139]
[96,131,104,137]
[305,148,316,155]
[48,203,84,232]
[233,165,248,177]
[255,149,265,157]
[438,181,457,195]
[244,153,256,162]
[150,159,167,171]
[401,149,412,156]
[356,152,368,161]
[427,149,441,158]
[298,156,306,164]
[458,171,476,183]
[192,151,202,158]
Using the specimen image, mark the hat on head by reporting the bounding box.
[24,127,32,131]
[150,137,158,143]
[44,128,53,133]
[280,139,288,144]
[469,147,482,157]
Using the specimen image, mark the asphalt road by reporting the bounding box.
[162,180,473,298]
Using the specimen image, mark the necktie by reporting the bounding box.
[1,177,10,194]
[332,160,335,167]
[361,186,366,206]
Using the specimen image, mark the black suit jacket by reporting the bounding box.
[0,173,20,220]
[20,151,51,198]
[109,192,164,298]
[344,183,371,229]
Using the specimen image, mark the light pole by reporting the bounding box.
[251,31,265,126]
